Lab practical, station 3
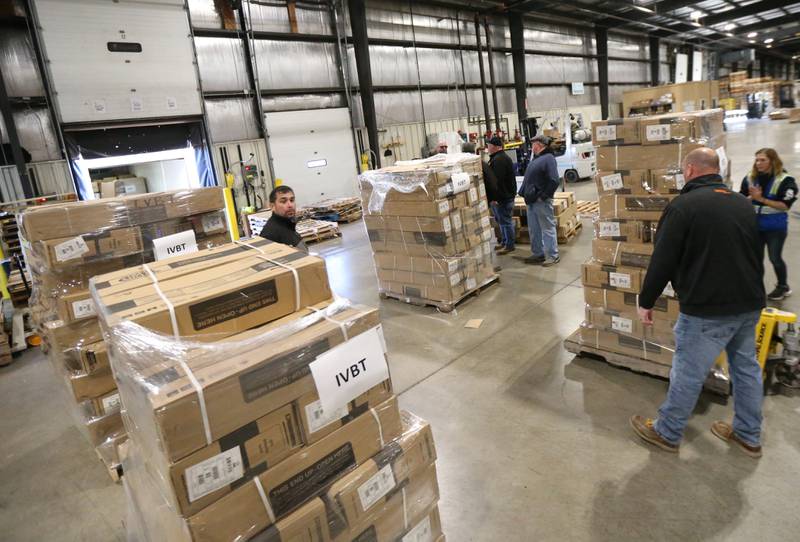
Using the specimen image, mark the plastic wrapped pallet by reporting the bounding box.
[359,153,497,310]
[19,188,233,476]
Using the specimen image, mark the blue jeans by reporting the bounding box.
[654,310,763,446]
[492,198,515,249]
[526,200,558,259]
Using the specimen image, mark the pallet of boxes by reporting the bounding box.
[88,239,446,541]
[359,154,497,312]
[19,189,232,479]
[511,192,581,245]
[563,108,730,394]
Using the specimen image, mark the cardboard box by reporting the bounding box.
[591,239,654,269]
[20,188,226,243]
[553,191,576,206]
[579,327,673,366]
[42,318,103,353]
[583,286,679,320]
[585,306,675,346]
[592,119,641,146]
[598,194,675,221]
[251,497,332,542]
[101,177,148,198]
[38,227,143,270]
[366,196,465,219]
[650,168,686,194]
[581,262,645,294]
[595,170,651,196]
[639,109,725,146]
[91,389,122,417]
[86,409,124,446]
[373,253,475,275]
[364,215,454,234]
[93,248,332,340]
[594,219,656,243]
[185,396,402,542]
[56,290,96,323]
[69,366,117,402]
[789,108,800,123]
[596,134,725,171]
[377,268,463,290]
[117,303,383,464]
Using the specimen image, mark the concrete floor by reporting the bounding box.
[2,118,800,541]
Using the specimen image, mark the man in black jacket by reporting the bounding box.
[631,148,766,458]
[258,185,307,252]
[487,136,518,254]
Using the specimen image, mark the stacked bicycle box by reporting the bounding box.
[19,188,231,475]
[575,109,727,372]
[359,154,496,310]
[89,239,445,541]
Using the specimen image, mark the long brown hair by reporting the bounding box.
[749,148,784,180]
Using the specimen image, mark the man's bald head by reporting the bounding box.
[682,147,720,181]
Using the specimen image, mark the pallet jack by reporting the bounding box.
[756,308,800,394]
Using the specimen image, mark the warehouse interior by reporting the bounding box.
[1,0,800,541]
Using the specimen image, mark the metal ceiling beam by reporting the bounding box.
[650,0,703,13]
[700,0,794,27]
[727,14,799,36]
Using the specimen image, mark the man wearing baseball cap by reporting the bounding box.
[487,136,517,254]
[518,135,560,265]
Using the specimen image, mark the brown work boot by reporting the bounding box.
[630,415,679,453]
[710,421,762,458]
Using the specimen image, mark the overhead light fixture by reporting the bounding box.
[726,33,734,37]
[690,10,704,19]
[749,40,756,44]
[724,23,736,31]
[764,38,774,44]
[633,5,654,14]
[691,22,702,27]
[766,44,772,48]
[747,32,757,38]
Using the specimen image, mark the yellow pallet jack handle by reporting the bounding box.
[755,307,797,370]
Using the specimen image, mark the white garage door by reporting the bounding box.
[264,108,359,205]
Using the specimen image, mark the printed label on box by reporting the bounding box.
[442,217,451,233]
[166,96,178,110]
[438,201,449,214]
[468,187,479,204]
[185,447,244,503]
[309,327,389,413]
[124,183,138,194]
[202,213,225,233]
[599,222,621,238]
[466,277,477,290]
[481,229,492,241]
[450,172,471,194]
[611,315,634,334]
[305,399,349,434]
[153,229,198,261]
[447,260,458,274]
[130,96,144,113]
[72,298,96,319]
[478,200,488,213]
[451,213,462,231]
[357,464,397,511]
[449,272,461,287]
[403,515,433,542]
[601,173,624,191]
[101,392,121,413]
[54,236,90,262]
[646,124,671,141]
[595,125,617,141]
[609,272,631,289]
[481,216,491,229]
[478,184,486,198]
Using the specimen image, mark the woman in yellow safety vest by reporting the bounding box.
[740,148,798,301]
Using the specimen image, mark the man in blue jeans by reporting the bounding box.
[487,136,518,255]
[518,135,560,266]
[631,148,766,458]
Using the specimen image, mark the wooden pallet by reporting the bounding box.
[563,329,730,395]
[576,200,599,217]
[557,222,583,244]
[379,274,499,313]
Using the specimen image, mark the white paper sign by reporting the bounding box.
[451,213,462,231]
[130,96,144,112]
[646,124,672,141]
[101,393,121,413]
[93,99,106,114]
[449,272,461,287]
[595,125,617,141]
[601,173,624,191]
[599,222,621,238]
[447,260,459,274]
[481,229,492,242]
[54,236,89,262]
[124,183,138,194]
[309,327,389,414]
[358,464,396,511]
[202,213,225,233]
[466,277,477,290]
[438,201,449,215]
[450,172,471,194]
[468,187,479,204]
[166,96,178,110]
[72,298,96,319]
[441,217,451,233]
[153,230,198,261]
[611,315,633,334]
[403,515,433,542]
[674,174,685,190]
[186,447,245,503]
[609,272,631,289]
[478,184,486,198]
[304,399,349,434]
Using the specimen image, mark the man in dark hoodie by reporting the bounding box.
[258,185,307,252]
[631,148,766,458]
[518,135,560,266]
[487,136,518,255]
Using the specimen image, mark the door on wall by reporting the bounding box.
[264,108,359,205]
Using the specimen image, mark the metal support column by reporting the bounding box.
[595,26,609,120]
[0,66,35,199]
[348,0,380,168]
[648,35,660,86]
[474,14,491,138]
[509,14,527,122]
[686,45,694,80]
[483,17,501,133]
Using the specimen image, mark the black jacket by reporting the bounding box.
[639,174,765,317]
[480,161,500,203]
[258,213,303,248]
[489,150,518,201]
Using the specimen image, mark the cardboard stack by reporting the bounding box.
[511,192,581,245]
[19,188,232,475]
[573,109,727,370]
[90,240,446,541]
[359,154,496,310]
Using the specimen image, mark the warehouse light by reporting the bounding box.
[747,32,757,38]
[633,5,654,14]
[723,23,736,31]
[764,38,774,44]
[726,33,734,37]
[749,40,756,44]
[766,44,772,48]
[690,10,704,19]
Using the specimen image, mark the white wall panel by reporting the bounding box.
[0,29,45,98]
[34,0,202,123]
[205,98,259,143]
[0,107,61,162]
[255,41,339,89]
[195,37,250,92]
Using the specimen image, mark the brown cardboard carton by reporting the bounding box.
[86,409,124,446]
[69,365,117,402]
[553,191,576,206]
[39,227,143,270]
[364,215,454,234]
[56,290,96,323]
[639,109,725,146]
[368,235,466,258]
[579,327,673,366]
[116,303,383,464]
[595,170,651,196]
[598,195,675,221]
[372,253,471,275]
[581,262,645,294]
[592,119,641,146]
[251,498,332,542]
[377,268,463,290]
[594,219,657,243]
[20,188,226,243]
[650,168,686,194]
[76,341,109,373]
[185,397,402,542]
[583,286,679,320]
[379,280,467,303]
[596,134,725,171]
[789,108,800,123]
[91,389,122,417]
[584,306,675,346]
[42,318,103,352]
[591,239,654,269]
